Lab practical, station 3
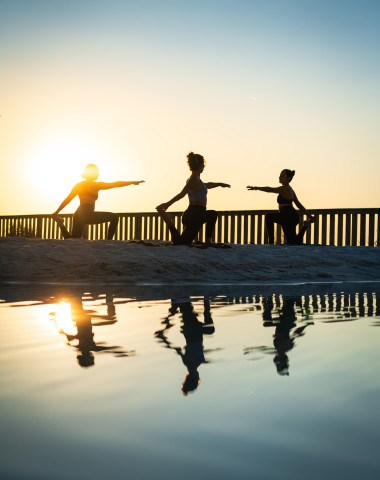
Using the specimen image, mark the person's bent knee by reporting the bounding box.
[207,210,217,222]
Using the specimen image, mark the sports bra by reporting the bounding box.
[78,181,99,204]
[277,193,293,205]
[188,181,207,202]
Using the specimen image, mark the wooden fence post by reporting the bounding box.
[134,216,142,240]
[36,217,43,238]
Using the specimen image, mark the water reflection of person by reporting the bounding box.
[155,298,215,395]
[54,292,133,368]
[263,296,309,376]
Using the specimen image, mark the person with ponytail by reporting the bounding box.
[156,152,230,245]
[247,169,315,244]
[52,164,144,239]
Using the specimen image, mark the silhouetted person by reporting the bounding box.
[52,164,144,239]
[156,152,230,245]
[155,297,215,395]
[247,169,315,244]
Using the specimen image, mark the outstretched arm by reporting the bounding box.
[52,186,78,215]
[246,186,282,193]
[97,180,145,190]
[204,182,231,189]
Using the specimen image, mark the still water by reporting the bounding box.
[1,283,379,480]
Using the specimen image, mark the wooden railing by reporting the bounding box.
[1,208,379,246]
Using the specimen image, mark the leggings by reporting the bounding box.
[168,205,217,245]
[71,204,119,239]
[265,206,307,245]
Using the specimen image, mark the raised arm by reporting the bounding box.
[156,182,192,212]
[293,194,312,217]
[97,180,145,190]
[246,186,282,193]
[52,185,78,215]
[204,182,231,189]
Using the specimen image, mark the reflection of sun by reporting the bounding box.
[54,301,76,336]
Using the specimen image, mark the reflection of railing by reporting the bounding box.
[1,208,379,246]
[214,292,380,321]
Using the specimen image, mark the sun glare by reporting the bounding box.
[26,132,112,195]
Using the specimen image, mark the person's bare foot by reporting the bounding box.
[304,216,317,227]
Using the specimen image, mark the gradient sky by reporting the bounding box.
[1,0,379,215]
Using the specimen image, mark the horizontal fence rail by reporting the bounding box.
[1,209,379,246]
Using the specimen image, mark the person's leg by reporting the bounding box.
[281,221,298,244]
[156,207,181,244]
[156,205,206,245]
[279,207,299,244]
[294,216,316,244]
[86,211,119,240]
[204,210,217,244]
[265,212,282,244]
[104,213,119,239]
[71,207,87,238]
[179,206,205,244]
[52,213,71,239]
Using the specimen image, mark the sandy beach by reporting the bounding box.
[1,237,379,286]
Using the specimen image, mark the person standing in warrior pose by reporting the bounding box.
[52,164,144,239]
[156,152,230,245]
[247,169,315,244]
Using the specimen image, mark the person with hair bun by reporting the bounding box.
[156,152,230,245]
[52,164,144,239]
[247,169,315,244]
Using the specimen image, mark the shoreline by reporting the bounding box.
[1,280,380,306]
